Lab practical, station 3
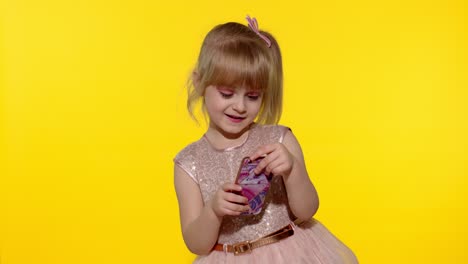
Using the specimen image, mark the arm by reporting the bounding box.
[281,130,319,221]
[174,164,249,255]
[250,130,319,222]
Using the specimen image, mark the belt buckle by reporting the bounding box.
[233,241,252,255]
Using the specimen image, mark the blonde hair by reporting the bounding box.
[187,21,283,124]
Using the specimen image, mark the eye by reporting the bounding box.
[217,86,234,98]
[246,92,261,101]
[219,91,233,98]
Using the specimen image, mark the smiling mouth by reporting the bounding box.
[225,114,246,120]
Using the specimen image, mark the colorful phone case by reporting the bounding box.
[235,157,272,215]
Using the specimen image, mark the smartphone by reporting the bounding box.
[235,157,272,215]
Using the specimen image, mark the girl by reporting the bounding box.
[174,16,358,263]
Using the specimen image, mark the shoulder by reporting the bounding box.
[253,124,291,143]
[173,137,206,184]
[174,138,203,161]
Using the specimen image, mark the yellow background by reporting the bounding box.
[2,0,467,263]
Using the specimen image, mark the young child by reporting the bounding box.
[174,16,358,263]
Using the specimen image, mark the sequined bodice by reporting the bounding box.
[174,124,294,244]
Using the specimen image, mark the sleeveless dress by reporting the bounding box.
[174,124,358,263]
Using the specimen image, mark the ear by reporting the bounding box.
[192,71,200,89]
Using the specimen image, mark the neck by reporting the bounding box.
[205,123,253,149]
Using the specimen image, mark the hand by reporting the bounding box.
[209,183,250,217]
[250,143,295,177]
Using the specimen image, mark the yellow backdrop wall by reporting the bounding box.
[2,0,467,263]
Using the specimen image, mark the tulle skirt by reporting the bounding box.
[194,219,358,264]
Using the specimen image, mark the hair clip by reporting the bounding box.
[246,15,272,48]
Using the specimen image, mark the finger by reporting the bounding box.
[231,203,251,213]
[224,200,250,213]
[253,151,274,174]
[225,192,249,205]
[250,144,277,161]
[222,183,242,192]
[268,161,287,176]
[235,193,249,205]
[262,147,291,175]
[251,144,276,160]
[265,158,283,175]
[255,151,280,174]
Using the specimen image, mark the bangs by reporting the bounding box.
[202,41,271,91]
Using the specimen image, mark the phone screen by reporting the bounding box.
[235,157,272,215]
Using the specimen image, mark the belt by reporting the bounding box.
[212,224,295,255]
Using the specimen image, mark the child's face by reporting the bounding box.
[204,85,262,137]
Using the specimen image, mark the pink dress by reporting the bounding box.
[174,124,358,263]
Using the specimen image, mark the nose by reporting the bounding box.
[232,97,246,113]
